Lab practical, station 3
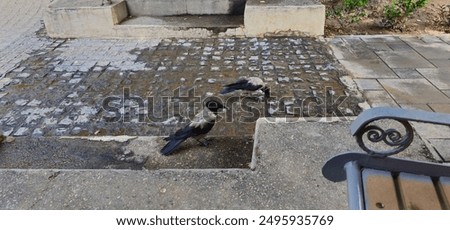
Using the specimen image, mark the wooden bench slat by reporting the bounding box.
[362,169,400,210]
[398,173,442,210]
[438,177,450,209]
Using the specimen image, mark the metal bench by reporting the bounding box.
[322,107,450,210]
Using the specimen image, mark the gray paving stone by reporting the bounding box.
[27,99,42,106]
[417,68,450,90]
[360,35,402,43]
[428,59,450,68]
[402,37,450,60]
[54,128,68,136]
[67,92,78,98]
[13,127,29,136]
[363,90,398,107]
[428,103,450,114]
[411,122,450,139]
[375,50,435,68]
[428,139,450,161]
[12,66,26,72]
[59,117,73,126]
[14,99,28,106]
[386,42,413,51]
[328,38,378,60]
[0,77,12,89]
[1,127,14,136]
[441,90,450,98]
[17,73,30,78]
[438,35,450,44]
[353,79,384,90]
[43,117,58,126]
[68,78,82,84]
[400,36,425,44]
[364,42,393,51]
[32,128,44,137]
[399,103,432,111]
[392,68,424,79]
[420,35,446,44]
[339,59,397,79]
[379,79,450,104]
[277,77,290,83]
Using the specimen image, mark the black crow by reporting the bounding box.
[160,100,226,156]
[220,77,270,97]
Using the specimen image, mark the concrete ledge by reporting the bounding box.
[113,15,245,39]
[44,0,128,38]
[244,0,325,36]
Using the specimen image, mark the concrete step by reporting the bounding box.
[119,15,244,29]
[114,15,245,38]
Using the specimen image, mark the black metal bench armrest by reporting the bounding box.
[350,107,450,157]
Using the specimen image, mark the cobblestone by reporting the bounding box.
[0,26,362,137]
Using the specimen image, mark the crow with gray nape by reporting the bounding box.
[220,77,270,98]
[160,100,226,156]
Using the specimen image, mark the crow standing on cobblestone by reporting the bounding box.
[220,77,270,98]
[160,100,226,156]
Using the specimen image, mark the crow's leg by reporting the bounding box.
[202,136,213,142]
[195,138,208,146]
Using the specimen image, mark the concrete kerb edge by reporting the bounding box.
[48,0,124,9]
[59,135,139,142]
[0,167,250,174]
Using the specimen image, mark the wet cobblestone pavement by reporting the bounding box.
[0,29,363,137]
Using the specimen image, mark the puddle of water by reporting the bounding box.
[143,136,253,170]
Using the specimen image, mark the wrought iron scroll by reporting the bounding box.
[354,119,414,157]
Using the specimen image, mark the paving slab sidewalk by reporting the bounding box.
[328,34,450,161]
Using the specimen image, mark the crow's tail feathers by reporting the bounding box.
[220,87,236,95]
[220,79,248,95]
[160,138,187,156]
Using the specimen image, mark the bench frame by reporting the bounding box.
[322,107,450,210]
